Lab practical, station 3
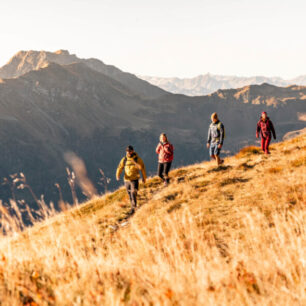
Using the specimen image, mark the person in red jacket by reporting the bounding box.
[256,111,276,154]
[156,133,174,186]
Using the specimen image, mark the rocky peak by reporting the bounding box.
[54,49,70,55]
[0,50,80,79]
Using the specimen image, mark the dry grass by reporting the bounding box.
[291,156,306,168]
[267,166,283,174]
[235,146,261,158]
[0,134,305,305]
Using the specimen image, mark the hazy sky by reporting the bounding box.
[0,0,305,78]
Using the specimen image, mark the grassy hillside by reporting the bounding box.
[0,57,305,206]
[0,134,305,305]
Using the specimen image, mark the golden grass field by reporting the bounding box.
[0,134,305,305]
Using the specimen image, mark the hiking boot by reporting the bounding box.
[127,208,135,216]
[217,159,224,166]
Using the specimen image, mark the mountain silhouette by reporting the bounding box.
[0,50,166,99]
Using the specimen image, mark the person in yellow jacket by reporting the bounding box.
[116,145,146,215]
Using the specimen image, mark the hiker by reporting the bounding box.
[256,111,276,154]
[156,133,174,186]
[207,112,225,166]
[116,145,146,215]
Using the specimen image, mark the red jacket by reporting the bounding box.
[156,142,174,163]
[256,117,276,139]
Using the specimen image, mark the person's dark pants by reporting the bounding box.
[261,136,271,153]
[157,162,172,183]
[125,180,139,209]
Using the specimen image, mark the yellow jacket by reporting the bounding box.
[116,152,147,182]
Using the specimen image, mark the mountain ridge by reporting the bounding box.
[0,50,167,99]
[139,73,306,96]
[210,82,306,106]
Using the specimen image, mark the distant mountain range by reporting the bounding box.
[0,50,305,210]
[139,74,306,96]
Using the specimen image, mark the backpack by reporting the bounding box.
[123,155,138,167]
[210,122,225,139]
[217,122,225,139]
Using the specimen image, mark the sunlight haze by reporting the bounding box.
[0,0,305,78]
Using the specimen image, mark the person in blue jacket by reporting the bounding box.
[206,112,225,166]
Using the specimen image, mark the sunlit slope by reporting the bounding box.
[0,134,305,305]
[74,133,305,233]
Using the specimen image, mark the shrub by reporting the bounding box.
[237,162,255,170]
[172,169,188,177]
[167,202,183,213]
[219,177,249,187]
[267,167,283,174]
[235,146,261,158]
[290,156,306,168]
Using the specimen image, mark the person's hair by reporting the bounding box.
[211,112,218,121]
[160,133,168,142]
[126,145,134,152]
